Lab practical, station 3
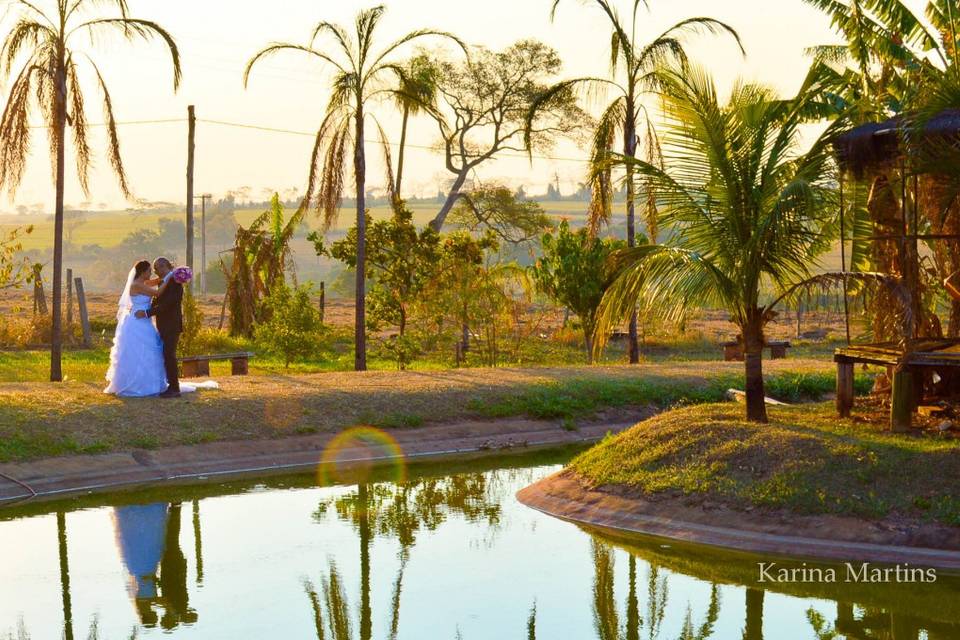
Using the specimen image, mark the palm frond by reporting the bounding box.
[69,18,180,89]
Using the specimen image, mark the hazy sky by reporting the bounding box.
[2,0,856,212]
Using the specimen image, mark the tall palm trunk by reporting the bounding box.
[624,97,639,365]
[742,312,768,423]
[395,106,409,199]
[51,51,67,382]
[354,106,367,371]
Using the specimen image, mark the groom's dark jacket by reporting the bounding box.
[147,277,184,336]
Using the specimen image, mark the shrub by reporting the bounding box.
[254,283,325,368]
[178,288,205,357]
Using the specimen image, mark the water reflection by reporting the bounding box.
[304,472,503,640]
[5,457,960,639]
[112,502,197,629]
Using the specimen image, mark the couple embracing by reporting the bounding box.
[104,257,186,398]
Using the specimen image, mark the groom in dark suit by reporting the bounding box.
[135,257,183,398]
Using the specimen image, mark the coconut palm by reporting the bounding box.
[245,5,462,371]
[538,0,743,363]
[0,0,181,381]
[390,53,440,201]
[596,65,839,422]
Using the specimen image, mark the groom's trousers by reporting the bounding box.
[161,330,181,392]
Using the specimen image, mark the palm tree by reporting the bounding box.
[540,0,742,364]
[390,53,440,201]
[596,65,838,422]
[0,0,180,381]
[245,5,462,371]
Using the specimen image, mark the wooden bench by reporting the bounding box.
[721,340,791,361]
[179,352,255,377]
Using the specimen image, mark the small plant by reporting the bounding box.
[254,284,325,368]
[178,288,204,357]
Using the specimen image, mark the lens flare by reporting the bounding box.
[318,426,406,486]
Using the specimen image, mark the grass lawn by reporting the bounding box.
[0,359,856,463]
[571,402,960,525]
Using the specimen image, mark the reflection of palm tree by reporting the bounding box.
[591,541,677,640]
[592,540,620,640]
[309,471,503,639]
[645,564,668,640]
[742,589,764,640]
[56,512,74,640]
[806,607,840,640]
[304,562,354,640]
[677,584,720,640]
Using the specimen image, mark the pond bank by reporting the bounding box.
[518,402,960,569]
[0,413,644,508]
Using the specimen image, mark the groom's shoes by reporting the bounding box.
[159,388,181,399]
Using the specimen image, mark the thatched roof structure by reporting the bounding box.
[834,109,960,178]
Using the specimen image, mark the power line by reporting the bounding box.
[28,118,186,129]
[197,117,587,163]
[25,114,587,164]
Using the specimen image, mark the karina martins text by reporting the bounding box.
[757,562,937,584]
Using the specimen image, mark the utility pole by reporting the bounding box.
[186,105,196,284]
[194,193,212,294]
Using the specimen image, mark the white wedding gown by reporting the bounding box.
[104,292,217,397]
[104,294,169,397]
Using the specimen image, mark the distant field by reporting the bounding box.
[0,200,598,251]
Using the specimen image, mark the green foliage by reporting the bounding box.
[178,288,205,357]
[317,205,441,335]
[225,193,303,337]
[0,225,33,290]
[531,220,625,361]
[450,184,554,243]
[254,284,325,368]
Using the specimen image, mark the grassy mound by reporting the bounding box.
[571,403,960,525]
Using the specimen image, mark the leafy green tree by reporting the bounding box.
[315,206,441,337]
[254,284,325,368]
[245,5,463,371]
[531,220,625,362]
[597,66,838,422]
[535,1,742,364]
[0,0,181,381]
[450,184,554,244]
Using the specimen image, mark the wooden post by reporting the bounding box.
[186,105,196,285]
[33,279,47,315]
[319,281,325,324]
[890,367,914,432]
[74,277,91,348]
[65,268,73,326]
[836,359,854,418]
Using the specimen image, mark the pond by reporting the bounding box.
[1,449,959,639]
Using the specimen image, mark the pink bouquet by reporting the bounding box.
[172,266,193,284]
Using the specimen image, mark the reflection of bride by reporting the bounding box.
[112,502,197,628]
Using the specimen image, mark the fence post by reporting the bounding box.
[66,268,73,326]
[319,281,325,324]
[74,277,92,348]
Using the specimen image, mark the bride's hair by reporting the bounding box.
[133,260,152,280]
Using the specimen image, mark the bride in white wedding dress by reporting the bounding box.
[104,261,169,397]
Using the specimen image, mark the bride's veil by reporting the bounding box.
[117,267,137,321]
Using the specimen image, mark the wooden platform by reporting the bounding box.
[835,339,960,367]
[834,339,960,429]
